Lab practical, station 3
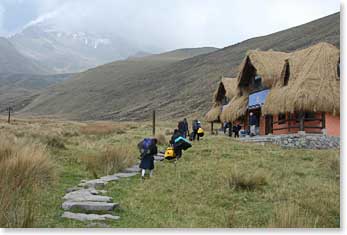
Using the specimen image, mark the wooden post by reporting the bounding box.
[322,112,326,129]
[211,122,214,135]
[8,107,12,124]
[152,110,156,136]
[299,112,304,131]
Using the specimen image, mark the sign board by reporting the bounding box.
[248,89,270,109]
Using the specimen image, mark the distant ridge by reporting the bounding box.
[20,12,340,120]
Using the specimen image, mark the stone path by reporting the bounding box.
[61,154,165,223]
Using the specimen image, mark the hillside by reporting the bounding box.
[21,13,340,121]
[0,37,48,74]
[0,73,73,113]
[10,22,149,73]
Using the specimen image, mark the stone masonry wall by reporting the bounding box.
[271,133,340,149]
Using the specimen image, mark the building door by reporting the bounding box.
[265,114,273,135]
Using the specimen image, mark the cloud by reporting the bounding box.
[0,4,5,36]
[3,0,341,51]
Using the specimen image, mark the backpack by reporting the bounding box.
[178,121,185,131]
[139,138,154,156]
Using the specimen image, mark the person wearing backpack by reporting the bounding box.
[192,120,202,141]
[178,120,186,138]
[169,129,192,159]
[138,138,158,179]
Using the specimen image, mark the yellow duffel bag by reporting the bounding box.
[164,147,176,160]
[197,127,204,137]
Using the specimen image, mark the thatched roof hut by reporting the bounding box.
[263,42,340,116]
[220,95,248,123]
[205,77,238,122]
[237,50,289,93]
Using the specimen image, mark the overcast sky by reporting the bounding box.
[0,0,340,52]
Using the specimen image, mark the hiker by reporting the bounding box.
[183,118,189,138]
[223,122,228,134]
[170,129,183,158]
[233,124,241,138]
[178,120,186,138]
[138,138,158,179]
[249,112,258,136]
[191,120,202,141]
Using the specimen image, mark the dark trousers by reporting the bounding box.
[233,131,239,138]
[192,130,199,141]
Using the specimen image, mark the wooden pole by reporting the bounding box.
[211,122,214,135]
[152,110,156,136]
[322,112,326,129]
[8,107,11,124]
[299,112,304,131]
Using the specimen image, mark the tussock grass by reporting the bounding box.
[155,133,167,145]
[228,168,268,191]
[0,135,56,227]
[46,136,66,149]
[80,122,120,135]
[268,203,319,228]
[82,144,136,177]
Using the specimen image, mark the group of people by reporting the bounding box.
[223,122,242,138]
[138,118,203,180]
[223,112,259,137]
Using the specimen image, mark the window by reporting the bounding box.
[278,113,286,124]
[221,96,229,105]
[254,75,262,88]
[304,112,316,120]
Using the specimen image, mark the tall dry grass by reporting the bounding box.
[0,135,56,228]
[82,144,136,178]
[268,203,319,228]
[155,133,167,145]
[80,122,127,135]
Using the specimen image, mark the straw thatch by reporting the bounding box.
[220,95,248,123]
[205,105,223,122]
[263,42,340,116]
[237,50,289,92]
[205,77,238,122]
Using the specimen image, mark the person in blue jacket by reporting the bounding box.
[138,138,158,179]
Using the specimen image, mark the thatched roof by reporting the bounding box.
[263,42,340,115]
[237,50,289,91]
[205,77,238,122]
[205,105,223,122]
[220,95,248,123]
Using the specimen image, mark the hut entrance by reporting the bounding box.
[265,115,273,135]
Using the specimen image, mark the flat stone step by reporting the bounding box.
[100,175,120,182]
[62,212,120,222]
[123,165,141,173]
[78,179,107,188]
[62,201,118,212]
[65,187,84,193]
[64,189,100,197]
[63,194,112,202]
[154,155,165,161]
[114,172,138,178]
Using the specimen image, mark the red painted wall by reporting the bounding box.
[264,112,337,135]
[326,113,340,136]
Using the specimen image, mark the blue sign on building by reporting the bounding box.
[248,89,270,109]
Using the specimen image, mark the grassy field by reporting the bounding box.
[0,117,340,228]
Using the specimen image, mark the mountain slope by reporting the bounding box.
[10,23,146,73]
[0,73,73,112]
[21,13,340,120]
[0,37,48,74]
